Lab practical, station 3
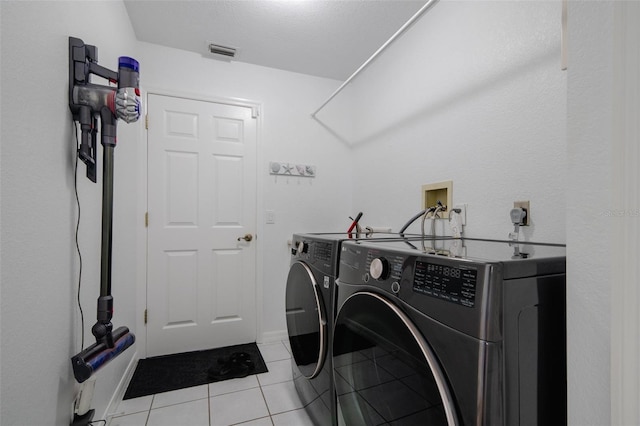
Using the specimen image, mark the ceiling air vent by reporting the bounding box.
[208,43,237,58]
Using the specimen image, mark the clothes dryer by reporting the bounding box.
[333,238,566,426]
[286,233,340,425]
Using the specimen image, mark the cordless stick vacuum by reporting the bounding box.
[68,36,140,384]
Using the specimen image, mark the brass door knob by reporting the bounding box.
[237,234,253,242]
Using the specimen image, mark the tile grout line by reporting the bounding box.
[144,394,154,426]
[256,348,276,426]
[208,380,212,426]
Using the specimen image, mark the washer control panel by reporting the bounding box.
[339,240,493,338]
[344,243,480,309]
[413,260,477,308]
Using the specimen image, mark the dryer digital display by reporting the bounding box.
[313,242,333,262]
[413,260,477,308]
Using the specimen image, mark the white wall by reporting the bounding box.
[566,2,614,424]
[320,1,566,243]
[1,1,141,424]
[609,3,640,423]
[136,42,353,341]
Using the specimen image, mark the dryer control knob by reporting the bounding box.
[370,258,389,280]
[297,241,308,254]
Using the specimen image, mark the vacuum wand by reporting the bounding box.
[69,37,140,383]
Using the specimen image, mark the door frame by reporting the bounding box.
[134,87,264,359]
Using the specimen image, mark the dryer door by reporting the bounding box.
[285,261,327,379]
[333,291,458,426]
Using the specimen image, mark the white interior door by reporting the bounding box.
[146,93,257,357]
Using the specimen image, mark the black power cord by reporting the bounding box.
[73,121,85,350]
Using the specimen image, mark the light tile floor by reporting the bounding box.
[107,341,314,426]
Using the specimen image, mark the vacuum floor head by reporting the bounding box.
[72,326,135,383]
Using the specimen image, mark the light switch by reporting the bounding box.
[265,210,276,224]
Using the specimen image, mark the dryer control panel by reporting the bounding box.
[291,234,339,274]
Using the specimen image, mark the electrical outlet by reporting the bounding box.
[513,201,530,225]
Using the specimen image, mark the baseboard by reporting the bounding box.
[260,330,288,344]
[102,350,140,420]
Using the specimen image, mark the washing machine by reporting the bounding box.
[333,237,566,426]
[285,232,434,425]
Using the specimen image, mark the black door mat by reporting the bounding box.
[123,342,268,400]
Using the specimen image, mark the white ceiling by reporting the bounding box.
[124,0,428,81]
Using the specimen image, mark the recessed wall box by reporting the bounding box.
[422,180,453,219]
